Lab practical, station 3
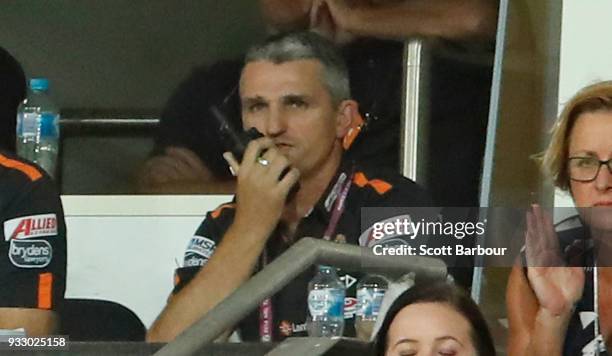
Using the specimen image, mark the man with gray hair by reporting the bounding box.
[243,32,350,106]
[147,32,431,342]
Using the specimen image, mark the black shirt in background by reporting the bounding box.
[0,150,66,311]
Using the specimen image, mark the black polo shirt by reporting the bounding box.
[0,151,66,311]
[173,160,431,341]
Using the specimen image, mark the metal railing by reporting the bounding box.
[155,237,446,356]
[401,39,428,183]
[59,116,159,136]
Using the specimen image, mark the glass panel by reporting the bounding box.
[0,1,266,194]
[476,0,562,353]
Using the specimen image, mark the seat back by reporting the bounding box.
[59,298,145,341]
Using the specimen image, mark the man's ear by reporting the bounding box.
[335,99,359,139]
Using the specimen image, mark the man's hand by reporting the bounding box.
[315,0,353,31]
[147,140,299,342]
[525,204,585,317]
[224,137,300,234]
[311,0,497,43]
[137,146,238,194]
[139,146,214,186]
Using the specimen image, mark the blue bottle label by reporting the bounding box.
[308,288,345,318]
[39,113,59,137]
[357,288,386,318]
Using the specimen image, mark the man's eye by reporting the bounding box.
[248,103,266,112]
[287,99,308,109]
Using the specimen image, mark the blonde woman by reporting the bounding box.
[507,81,612,355]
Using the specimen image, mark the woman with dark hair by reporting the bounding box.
[0,46,27,153]
[375,282,496,356]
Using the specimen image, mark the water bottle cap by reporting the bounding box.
[30,78,49,91]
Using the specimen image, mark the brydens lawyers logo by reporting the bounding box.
[4,214,58,241]
[9,240,52,268]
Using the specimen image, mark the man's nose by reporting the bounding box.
[265,107,288,136]
[595,162,612,191]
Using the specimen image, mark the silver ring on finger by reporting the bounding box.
[257,157,269,166]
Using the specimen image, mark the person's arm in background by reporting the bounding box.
[259,0,313,32]
[313,0,498,42]
[0,309,58,336]
[506,205,584,356]
[146,139,300,342]
[0,156,67,335]
[138,147,235,194]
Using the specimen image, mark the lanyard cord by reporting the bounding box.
[593,247,607,355]
[259,248,273,342]
[595,259,602,355]
[323,171,355,241]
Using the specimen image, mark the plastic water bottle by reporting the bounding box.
[355,274,388,340]
[307,265,345,337]
[16,78,60,178]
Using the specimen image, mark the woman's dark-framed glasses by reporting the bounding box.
[568,156,612,182]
